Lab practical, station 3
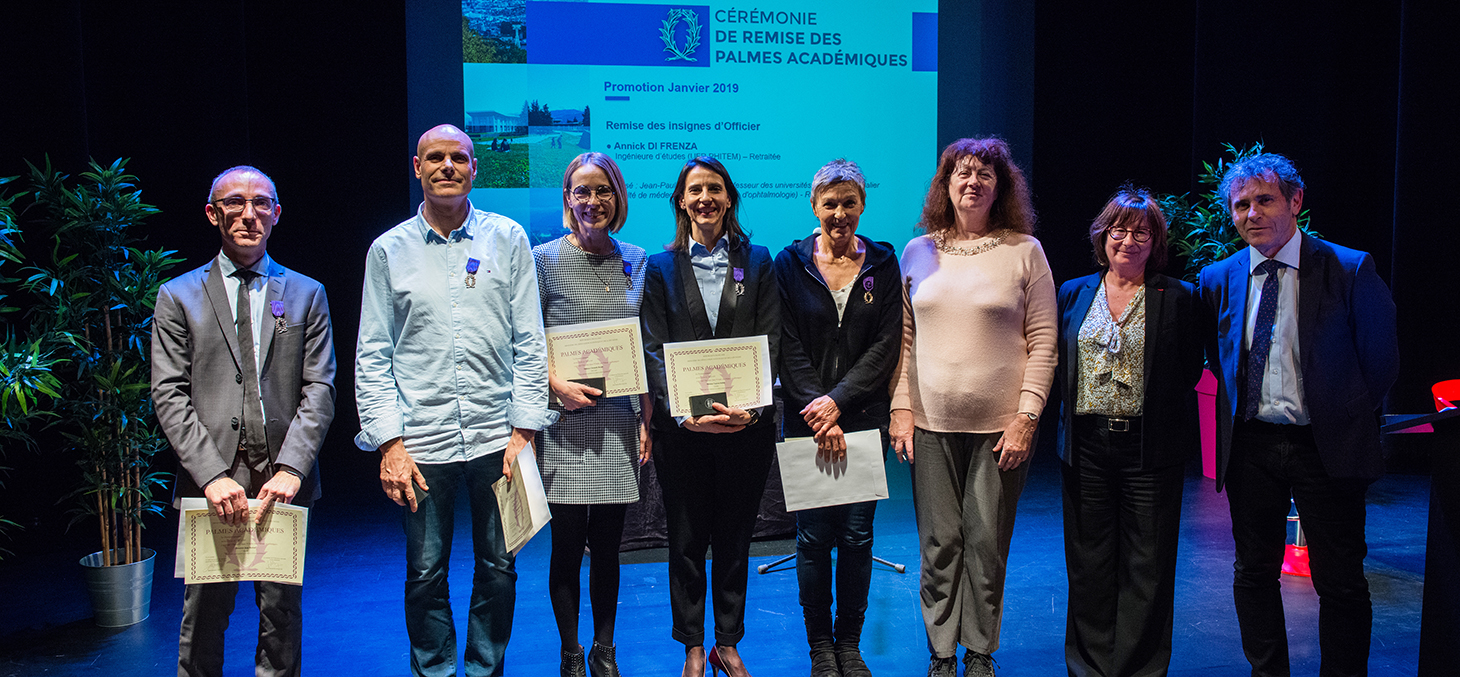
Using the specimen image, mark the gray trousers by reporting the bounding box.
[179,458,306,677]
[911,429,1030,657]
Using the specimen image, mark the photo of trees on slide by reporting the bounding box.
[463,0,526,64]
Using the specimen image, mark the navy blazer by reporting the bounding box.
[1054,272,1211,470]
[641,239,780,433]
[1198,234,1399,488]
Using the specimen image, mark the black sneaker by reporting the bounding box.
[962,651,996,677]
[927,655,957,677]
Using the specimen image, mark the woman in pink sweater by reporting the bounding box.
[889,137,1058,677]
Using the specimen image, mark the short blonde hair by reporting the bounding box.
[561,153,629,233]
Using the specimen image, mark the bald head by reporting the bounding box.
[417,124,474,157]
[208,166,277,204]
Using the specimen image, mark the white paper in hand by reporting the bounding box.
[776,428,889,512]
[493,442,553,555]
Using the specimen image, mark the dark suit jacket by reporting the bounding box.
[152,256,337,504]
[641,240,779,433]
[1198,234,1398,489]
[1054,272,1212,469]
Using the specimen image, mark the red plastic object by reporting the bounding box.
[1282,544,1312,577]
[1433,379,1460,412]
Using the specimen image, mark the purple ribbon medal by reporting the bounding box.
[863,276,875,304]
[623,260,633,289]
[270,300,287,334]
[465,257,480,288]
[733,267,745,296]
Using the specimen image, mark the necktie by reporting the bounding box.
[232,269,270,472]
[1243,259,1284,420]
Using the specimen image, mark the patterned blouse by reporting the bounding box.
[1074,281,1146,416]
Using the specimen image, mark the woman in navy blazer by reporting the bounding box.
[641,157,779,677]
[1053,187,1212,677]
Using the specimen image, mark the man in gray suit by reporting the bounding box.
[152,165,336,677]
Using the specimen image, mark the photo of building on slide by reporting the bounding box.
[462,0,526,63]
[465,101,592,190]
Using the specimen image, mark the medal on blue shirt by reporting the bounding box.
[863,277,874,304]
[271,300,287,334]
[733,267,745,296]
[623,260,633,290]
[465,257,480,288]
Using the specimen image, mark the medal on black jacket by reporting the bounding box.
[465,257,480,288]
[733,267,745,296]
[271,300,287,333]
[863,276,874,304]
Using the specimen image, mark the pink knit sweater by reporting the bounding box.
[889,233,1059,433]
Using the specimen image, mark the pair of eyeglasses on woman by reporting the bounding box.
[1107,227,1152,242]
[570,185,616,202]
[212,196,277,213]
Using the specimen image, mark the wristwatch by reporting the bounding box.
[1018,411,1038,422]
[745,408,762,426]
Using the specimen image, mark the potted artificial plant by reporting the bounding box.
[0,158,180,626]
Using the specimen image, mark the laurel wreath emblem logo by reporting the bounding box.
[659,9,701,61]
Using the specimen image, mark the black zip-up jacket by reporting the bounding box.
[774,233,903,438]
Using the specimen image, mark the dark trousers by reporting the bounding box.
[796,499,877,646]
[179,460,306,677]
[1226,420,1372,677]
[404,455,515,677]
[1062,416,1184,677]
[652,423,777,647]
[547,502,629,650]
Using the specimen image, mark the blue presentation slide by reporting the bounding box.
[462,0,937,254]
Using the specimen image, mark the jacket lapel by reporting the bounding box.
[203,260,244,372]
[1224,249,1251,391]
[258,261,287,370]
[1296,235,1322,376]
[674,251,714,340]
[1143,274,1167,389]
[714,243,746,338]
[1066,276,1100,389]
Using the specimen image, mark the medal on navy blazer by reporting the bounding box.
[733,267,745,296]
[465,257,480,288]
[862,276,874,304]
[271,300,287,334]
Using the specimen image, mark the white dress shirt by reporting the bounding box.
[1244,230,1309,425]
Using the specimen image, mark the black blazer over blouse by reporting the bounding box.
[641,239,780,434]
[1053,271,1213,470]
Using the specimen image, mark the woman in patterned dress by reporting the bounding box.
[533,152,651,677]
[1053,187,1210,677]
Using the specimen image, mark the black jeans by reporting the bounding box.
[1063,415,1184,677]
[1226,420,1372,677]
[652,423,777,647]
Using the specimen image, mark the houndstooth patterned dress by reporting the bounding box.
[533,236,649,504]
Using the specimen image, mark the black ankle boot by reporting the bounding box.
[809,640,840,677]
[833,613,871,677]
[561,646,587,677]
[587,641,620,677]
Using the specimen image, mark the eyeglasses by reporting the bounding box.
[1107,227,1152,243]
[213,196,277,213]
[570,185,616,203]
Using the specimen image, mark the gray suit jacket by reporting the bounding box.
[152,255,336,504]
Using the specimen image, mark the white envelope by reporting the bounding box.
[776,428,889,512]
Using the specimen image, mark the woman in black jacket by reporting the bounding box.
[774,159,903,677]
[1054,186,1213,677]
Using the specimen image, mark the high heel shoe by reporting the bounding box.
[707,644,752,677]
[682,645,707,677]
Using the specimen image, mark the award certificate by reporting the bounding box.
[776,429,890,512]
[492,443,553,555]
[662,335,773,418]
[177,498,308,586]
[546,317,649,399]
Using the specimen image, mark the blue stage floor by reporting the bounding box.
[0,453,1425,675]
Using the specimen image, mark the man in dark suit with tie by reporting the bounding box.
[1198,153,1398,676]
[152,166,336,677]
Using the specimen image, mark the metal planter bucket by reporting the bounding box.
[78,548,156,627]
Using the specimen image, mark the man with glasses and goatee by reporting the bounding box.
[152,165,337,677]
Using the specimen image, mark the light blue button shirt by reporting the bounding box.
[355,203,559,463]
[690,235,730,328]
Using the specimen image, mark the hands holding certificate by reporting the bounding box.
[683,402,757,433]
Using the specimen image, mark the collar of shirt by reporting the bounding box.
[216,250,272,279]
[689,234,729,258]
[414,201,477,245]
[1247,229,1302,273]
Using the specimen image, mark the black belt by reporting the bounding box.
[1079,414,1142,433]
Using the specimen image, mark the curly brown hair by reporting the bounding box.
[1088,185,1170,272]
[918,137,1036,236]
